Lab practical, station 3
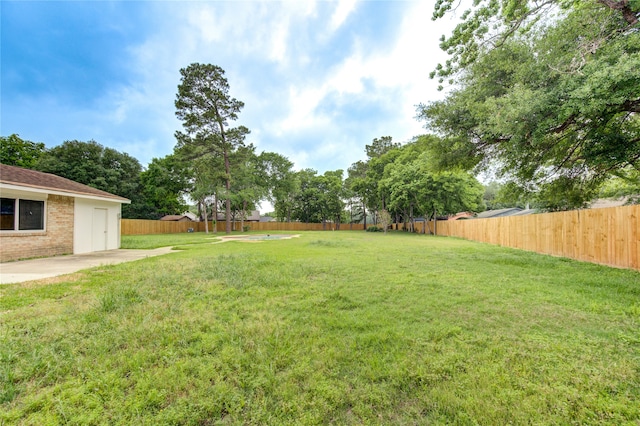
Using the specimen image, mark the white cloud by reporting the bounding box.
[17,1,459,172]
[188,6,223,43]
[263,0,452,156]
[322,1,452,143]
[330,0,358,32]
[327,52,367,95]
[266,1,318,64]
[276,85,331,134]
[268,17,290,63]
[180,1,321,67]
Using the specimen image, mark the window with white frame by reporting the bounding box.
[1,197,45,231]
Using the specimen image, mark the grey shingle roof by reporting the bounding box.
[160,215,192,221]
[475,208,523,218]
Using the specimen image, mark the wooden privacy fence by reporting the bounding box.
[121,205,638,271]
[429,205,638,271]
[121,219,199,235]
[121,219,365,235]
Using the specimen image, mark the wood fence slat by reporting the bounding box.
[432,205,638,271]
[630,205,639,270]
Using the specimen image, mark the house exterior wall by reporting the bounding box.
[73,198,122,254]
[0,194,74,262]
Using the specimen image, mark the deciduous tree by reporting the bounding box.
[422,1,640,210]
[228,145,268,231]
[380,150,484,233]
[364,137,402,219]
[0,134,45,168]
[346,160,370,227]
[138,154,189,219]
[35,140,143,217]
[256,151,297,222]
[319,170,346,229]
[292,169,322,223]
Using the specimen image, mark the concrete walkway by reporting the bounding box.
[0,247,177,284]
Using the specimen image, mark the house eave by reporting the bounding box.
[0,183,131,204]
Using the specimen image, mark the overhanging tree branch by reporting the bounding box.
[598,0,639,25]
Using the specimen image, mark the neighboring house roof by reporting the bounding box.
[414,216,449,222]
[475,208,525,219]
[246,210,261,221]
[0,163,130,203]
[181,212,198,221]
[160,215,192,222]
[589,197,631,209]
[509,209,537,216]
[449,212,475,220]
[216,210,261,221]
[260,216,276,222]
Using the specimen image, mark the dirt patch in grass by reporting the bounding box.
[216,234,301,242]
[10,273,86,289]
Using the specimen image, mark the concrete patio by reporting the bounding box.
[0,247,176,284]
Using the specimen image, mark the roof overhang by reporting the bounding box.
[0,183,131,204]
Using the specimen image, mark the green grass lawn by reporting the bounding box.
[2,231,639,424]
[121,232,223,249]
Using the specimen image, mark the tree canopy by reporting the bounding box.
[346,135,485,230]
[256,151,297,222]
[422,0,640,210]
[277,168,346,227]
[138,155,190,219]
[0,134,46,168]
[431,0,639,83]
[32,140,146,218]
[377,137,484,231]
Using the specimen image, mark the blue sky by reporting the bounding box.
[2,0,458,174]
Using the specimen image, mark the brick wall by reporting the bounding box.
[0,195,75,262]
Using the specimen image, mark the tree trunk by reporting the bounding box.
[215,109,233,234]
[349,201,353,230]
[598,0,639,25]
[241,200,247,232]
[433,208,437,236]
[410,204,414,233]
[362,201,367,231]
[202,199,209,234]
[213,193,218,234]
[224,184,231,234]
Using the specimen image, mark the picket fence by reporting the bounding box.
[121,205,638,271]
